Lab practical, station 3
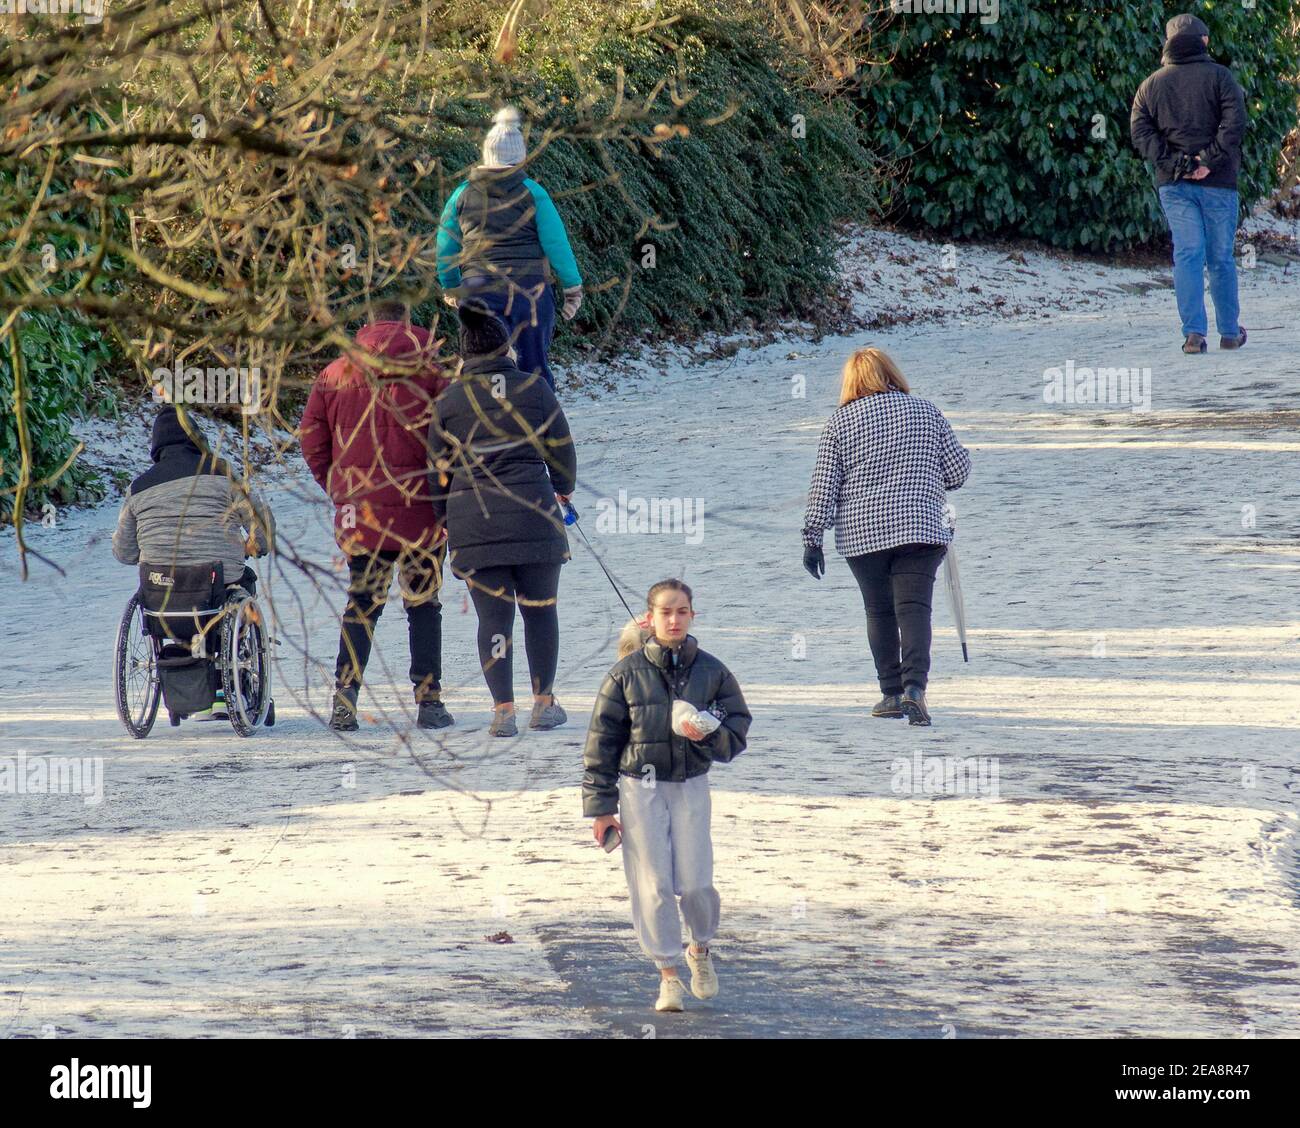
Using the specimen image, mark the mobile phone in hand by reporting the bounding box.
[602,824,622,853]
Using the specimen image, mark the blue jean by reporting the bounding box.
[462,274,557,388]
[1157,183,1240,340]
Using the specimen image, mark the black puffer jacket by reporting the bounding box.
[428,352,577,575]
[582,636,751,817]
[1130,32,1246,191]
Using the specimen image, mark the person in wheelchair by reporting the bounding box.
[112,404,276,721]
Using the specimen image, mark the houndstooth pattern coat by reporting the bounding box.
[802,390,971,557]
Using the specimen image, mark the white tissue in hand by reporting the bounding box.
[672,700,720,737]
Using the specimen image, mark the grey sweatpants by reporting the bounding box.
[617,772,720,970]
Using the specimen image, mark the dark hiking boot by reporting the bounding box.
[871,693,905,719]
[900,685,932,727]
[330,687,359,732]
[1220,328,1247,350]
[1181,332,1207,354]
[417,699,454,729]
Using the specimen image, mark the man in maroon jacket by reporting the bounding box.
[300,300,454,731]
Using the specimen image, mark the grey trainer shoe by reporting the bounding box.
[488,710,518,738]
[330,687,359,732]
[529,699,568,730]
[417,700,454,729]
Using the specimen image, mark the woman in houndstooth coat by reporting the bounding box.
[802,347,971,726]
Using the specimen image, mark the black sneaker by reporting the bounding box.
[330,687,359,732]
[900,685,931,727]
[1182,332,1207,354]
[417,699,454,729]
[871,694,904,719]
[1219,327,1247,350]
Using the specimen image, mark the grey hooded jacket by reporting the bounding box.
[112,407,274,582]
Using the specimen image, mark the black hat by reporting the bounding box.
[1165,13,1209,40]
[457,299,510,357]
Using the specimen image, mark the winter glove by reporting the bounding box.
[561,285,583,321]
[672,700,720,739]
[803,545,825,580]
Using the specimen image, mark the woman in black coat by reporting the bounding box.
[429,301,578,736]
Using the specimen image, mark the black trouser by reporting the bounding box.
[335,545,444,701]
[846,543,947,695]
[232,565,257,598]
[465,562,562,705]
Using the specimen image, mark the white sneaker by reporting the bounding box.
[654,976,686,1012]
[686,945,718,999]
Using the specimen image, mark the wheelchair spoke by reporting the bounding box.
[222,597,269,732]
[116,597,161,734]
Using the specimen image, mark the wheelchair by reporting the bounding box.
[114,561,275,738]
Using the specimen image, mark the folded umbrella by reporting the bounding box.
[944,544,969,663]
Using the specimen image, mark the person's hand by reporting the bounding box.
[1189,164,1211,180]
[555,493,570,506]
[562,285,583,321]
[592,814,622,844]
[441,292,458,308]
[803,545,825,579]
[681,720,706,741]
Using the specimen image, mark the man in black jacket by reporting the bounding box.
[1130,13,1248,354]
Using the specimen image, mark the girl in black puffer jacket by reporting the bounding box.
[582,579,750,1013]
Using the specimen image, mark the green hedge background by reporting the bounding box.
[3,0,1298,518]
[858,0,1300,250]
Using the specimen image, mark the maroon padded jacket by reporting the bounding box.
[300,321,449,555]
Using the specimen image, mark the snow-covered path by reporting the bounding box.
[3,235,1299,1038]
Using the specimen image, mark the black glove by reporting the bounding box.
[803,545,824,580]
[1170,152,1199,182]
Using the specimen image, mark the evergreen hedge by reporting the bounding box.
[859,0,1300,250]
[399,10,881,350]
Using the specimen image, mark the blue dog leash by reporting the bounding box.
[562,500,638,622]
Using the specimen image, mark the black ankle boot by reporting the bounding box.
[901,685,931,727]
[871,693,904,718]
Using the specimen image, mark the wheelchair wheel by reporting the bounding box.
[114,593,161,739]
[221,593,271,737]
